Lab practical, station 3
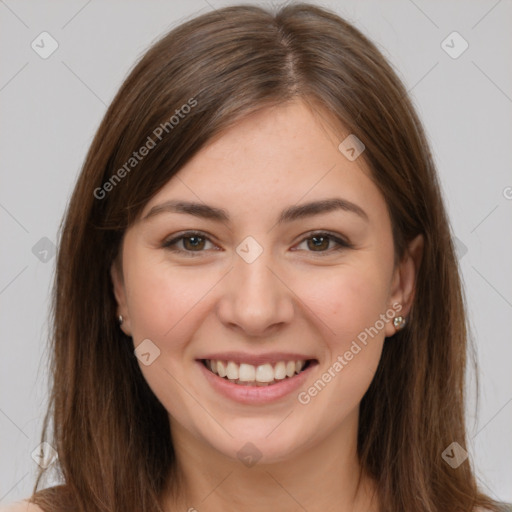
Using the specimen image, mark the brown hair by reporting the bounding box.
[30,3,500,512]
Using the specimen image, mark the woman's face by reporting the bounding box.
[112,100,419,465]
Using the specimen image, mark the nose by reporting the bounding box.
[216,245,295,337]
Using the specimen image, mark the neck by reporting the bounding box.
[162,410,380,512]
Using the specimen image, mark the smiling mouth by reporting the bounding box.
[200,358,318,386]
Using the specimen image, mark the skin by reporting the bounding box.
[111,99,423,512]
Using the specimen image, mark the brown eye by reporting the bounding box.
[182,235,206,251]
[294,232,352,254]
[307,235,331,251]
[162,231,216,256]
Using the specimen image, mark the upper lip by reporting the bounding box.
[197,352,317,366]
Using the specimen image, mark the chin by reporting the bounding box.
[203,420,312,466]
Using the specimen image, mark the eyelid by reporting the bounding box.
[161,229,353,256]
[293,230,354,252]
[161,230,219,257]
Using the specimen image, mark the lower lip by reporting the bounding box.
[197,360,317,405]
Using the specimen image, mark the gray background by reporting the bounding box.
[1,0,511,505]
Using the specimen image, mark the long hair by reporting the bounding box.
[31,3,500,511]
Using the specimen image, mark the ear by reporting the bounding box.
[111,257,132,336]
[384,234,424,337]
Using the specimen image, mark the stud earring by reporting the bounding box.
[393,315,406,330]
[118,315,124,325]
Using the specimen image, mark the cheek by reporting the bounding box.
[122,255,215,425]
[123,252,219,349]
[299,260,391,342]
[294,265,389,413]
[297,259,391,389]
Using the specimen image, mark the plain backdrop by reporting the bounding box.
[1,0,511,505]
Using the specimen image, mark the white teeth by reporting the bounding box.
[239,363,256,381]
[226,361,239,380]
[285,361,296,378]
[204,358,311,384]
[255,363,274,383]
[217,360,227,378]
[274,361,287,380]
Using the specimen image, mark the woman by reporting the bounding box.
[2,3,508,512]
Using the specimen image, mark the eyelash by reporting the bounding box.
[161,230,353,257]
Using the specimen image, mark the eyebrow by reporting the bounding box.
[142,197,369,224]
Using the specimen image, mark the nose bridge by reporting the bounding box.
[219,238,294,334]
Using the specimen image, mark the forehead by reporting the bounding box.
[140,100,388,227]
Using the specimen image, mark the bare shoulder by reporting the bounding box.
[0,500,43,512]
